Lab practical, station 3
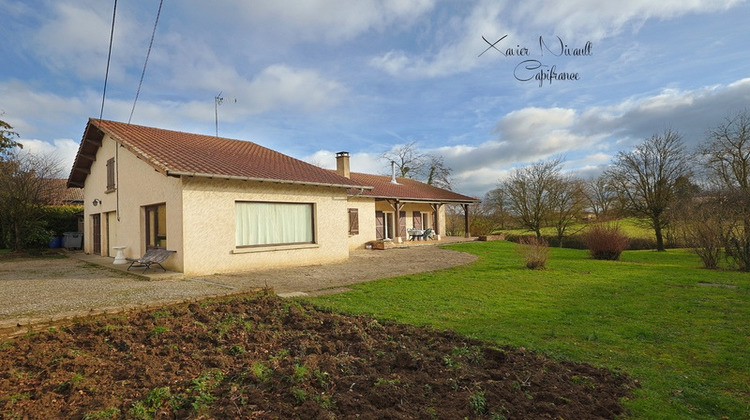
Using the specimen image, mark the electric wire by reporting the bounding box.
[128,0,165,124]
[99,0,117,120]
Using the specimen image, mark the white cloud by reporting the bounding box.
[30,0,141,80]
[180,0,435,43]
[303,150,383,176]
[0,81,92,136]
[370,0,746,78]
[243,65,347,113]
[508,0,745,40]
[394,77,750,196]
[18,138,80,177]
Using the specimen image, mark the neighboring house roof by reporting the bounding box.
[346,172,478,203]
[44,178,84,205]
[67,118,372,190]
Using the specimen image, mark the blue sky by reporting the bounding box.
[1,0,749,197]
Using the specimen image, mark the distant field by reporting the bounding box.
[498,218,655,240]
[311,241,750,419]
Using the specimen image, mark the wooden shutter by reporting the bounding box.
[399,211,407,238]
[348,208,359,235]
[412,211,422,229]
[106,158,115,191]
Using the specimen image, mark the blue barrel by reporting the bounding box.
[49,236,61,248]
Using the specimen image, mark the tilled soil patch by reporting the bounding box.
[0,294,636,419]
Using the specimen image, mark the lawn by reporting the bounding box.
[310,241,749,419]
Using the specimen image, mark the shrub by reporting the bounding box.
[517,236,549,269]
[679,216,723,269]
[626,237,657,250]
[42,205,82,236]
[469,216,497,237]
[583,224,629,260]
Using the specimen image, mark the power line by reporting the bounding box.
[99,0,117,120]
[128,0,165,124]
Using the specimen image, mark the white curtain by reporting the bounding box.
[236,202,313,246]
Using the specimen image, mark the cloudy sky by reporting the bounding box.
[2,0,749,197]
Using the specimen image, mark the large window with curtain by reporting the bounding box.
[235,201,315,247]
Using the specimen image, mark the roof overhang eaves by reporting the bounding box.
[67,121,106,188]
[166,171,374,190]
[368,195,478,204]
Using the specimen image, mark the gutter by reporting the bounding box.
[166,170,374,191]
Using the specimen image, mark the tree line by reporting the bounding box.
[1,115,68,252]
[474,110,750,271]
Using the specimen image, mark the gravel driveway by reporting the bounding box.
[0,246,477,337]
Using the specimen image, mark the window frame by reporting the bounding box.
[235,201,316,248]
[145,203,167,249]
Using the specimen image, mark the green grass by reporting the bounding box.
[309,241,749,419]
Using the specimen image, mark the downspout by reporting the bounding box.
[116,142,120,221]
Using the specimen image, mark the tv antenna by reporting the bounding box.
[214,91,236,137]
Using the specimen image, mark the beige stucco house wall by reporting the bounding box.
[346,196,376,250]
[180,177,351,275]
[82,134,183,271]
[82,135,354,275]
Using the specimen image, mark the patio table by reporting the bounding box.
[408,229,425,241]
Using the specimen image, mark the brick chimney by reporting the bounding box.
[335,151,350,178]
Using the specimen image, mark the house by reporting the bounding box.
[67,119,477,275]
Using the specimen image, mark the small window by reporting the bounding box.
[236,202,315,247]
[106,158,115,191]
[348,208,359,235]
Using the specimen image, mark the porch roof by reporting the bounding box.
[346,172,478,204]
[67,119,372,190]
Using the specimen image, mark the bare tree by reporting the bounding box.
[483,187,512,230]
[699,110,750,270]
[674,196,723,269]
[583,175,617,219]
[502,158,563,238]
[605,128,691,251]
[381,141,427,178]
[0,152,62,251]
[425,155,452,190]
[381,142,453,189]
[547,176,586,246]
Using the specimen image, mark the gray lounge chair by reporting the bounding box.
[422,228,434,240]
[126,249,176,273]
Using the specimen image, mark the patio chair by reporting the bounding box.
[126,248,176,273]
[421,228,434,240]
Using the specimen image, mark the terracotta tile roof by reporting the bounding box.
[43,179,84,205]
[67,119,371,189]
[346,172,478,203]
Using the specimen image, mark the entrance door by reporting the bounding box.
[92,214,101,255]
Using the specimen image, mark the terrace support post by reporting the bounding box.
[387,199,405,243]
[463,203,470,238]
[431,203,443,240]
